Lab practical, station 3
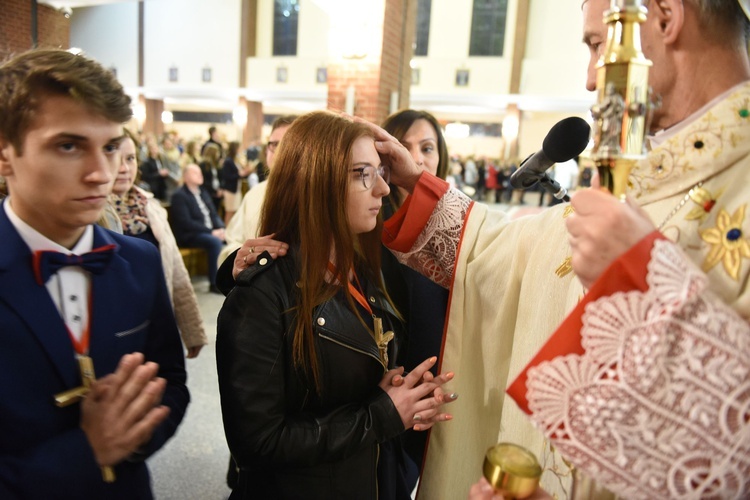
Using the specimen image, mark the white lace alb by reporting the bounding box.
[526,239,750,499]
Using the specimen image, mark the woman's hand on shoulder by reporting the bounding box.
[232,234,290,279]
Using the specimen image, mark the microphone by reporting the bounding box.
[509,117,591,192]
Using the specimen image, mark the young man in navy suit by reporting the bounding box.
[0,49,189,499]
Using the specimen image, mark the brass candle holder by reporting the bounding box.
[482,443,542,499]
[591,0,656,197]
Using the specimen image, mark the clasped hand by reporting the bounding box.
[379,356,457,431]
[80,352,170,467]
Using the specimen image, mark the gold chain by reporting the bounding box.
[656,181,704,230]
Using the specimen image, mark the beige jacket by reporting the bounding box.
[141,188,208,350]
[218,180,268,265]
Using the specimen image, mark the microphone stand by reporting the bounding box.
[536,174,570,203]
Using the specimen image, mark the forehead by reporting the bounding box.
[404,118,437,141]
[120,137,136,153]
[270,124,291,142]
[23,93,122,143]
[351,136,378,162]
[582,0,608,33]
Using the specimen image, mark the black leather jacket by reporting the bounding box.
[217,251,406,499]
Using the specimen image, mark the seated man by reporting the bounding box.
[170,163,225,293]
[0,48,189,499]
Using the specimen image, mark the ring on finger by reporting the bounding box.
[249,246,255,253]
[242,255,248,264]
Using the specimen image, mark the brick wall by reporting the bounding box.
[326,0,415,125]
[1,0,70,60]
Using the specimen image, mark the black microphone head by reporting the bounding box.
[542,117,590,163]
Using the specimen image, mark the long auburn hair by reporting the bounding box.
[260,111,388,389]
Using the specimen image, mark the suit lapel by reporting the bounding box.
[87,226,130,371]
[0,203,79,388]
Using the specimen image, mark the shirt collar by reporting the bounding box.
[3,198,94,254]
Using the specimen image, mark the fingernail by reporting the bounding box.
[413,414,422,422]
[413,424,422,431]
[429,356,437,363]
[444,414,453,421]
[449,393,459,400]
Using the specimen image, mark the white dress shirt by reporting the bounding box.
[4,200,92,344]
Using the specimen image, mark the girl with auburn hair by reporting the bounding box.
[216,111,454,500]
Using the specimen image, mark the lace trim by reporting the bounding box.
[391,188,471,288]
[526,239,750,499]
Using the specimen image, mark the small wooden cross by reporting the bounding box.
[54,355,116,483]
[373,317,395,368]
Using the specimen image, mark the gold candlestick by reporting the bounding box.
[591,0,657,197]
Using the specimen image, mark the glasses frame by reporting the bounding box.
[350,165,390,190]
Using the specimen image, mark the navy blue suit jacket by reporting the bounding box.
[169,185,224,247]
[0,201,189,499]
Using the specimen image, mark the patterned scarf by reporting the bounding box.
[110,188,150,235]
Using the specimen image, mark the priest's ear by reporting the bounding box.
[648,0,685,45]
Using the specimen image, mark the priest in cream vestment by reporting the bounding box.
[383,80,750,500]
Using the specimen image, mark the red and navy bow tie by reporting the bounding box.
[33,244,116,285]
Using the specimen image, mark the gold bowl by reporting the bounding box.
[482,442,542,499]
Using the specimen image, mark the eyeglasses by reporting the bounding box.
[267,141,280,153]
[350,165,390,190]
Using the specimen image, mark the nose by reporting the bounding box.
[85,151,116,185]
[586,56,598,92]
[411,148,425,168]
[374,172,390,197]
[117,157,129,175]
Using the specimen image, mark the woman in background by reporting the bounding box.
[200,142,224,214]
[180,139,201,170]
[110,129,208,358]
[379,109,451,479]
[216,111,454,499]
[221,141,252,225]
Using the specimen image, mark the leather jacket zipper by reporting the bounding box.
[375,442,380,499]
[318,333,386,370]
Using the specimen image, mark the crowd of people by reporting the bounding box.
[448,155,591,207]
[103,124,269,294]
[1,0,748,499]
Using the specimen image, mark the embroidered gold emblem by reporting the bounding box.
[555,208,575,278]
[700,204,750,281]
[555,256,573,278]
[685,186,723,222]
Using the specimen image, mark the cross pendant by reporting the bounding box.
[53,355,116,483]
[373,317,394,367]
